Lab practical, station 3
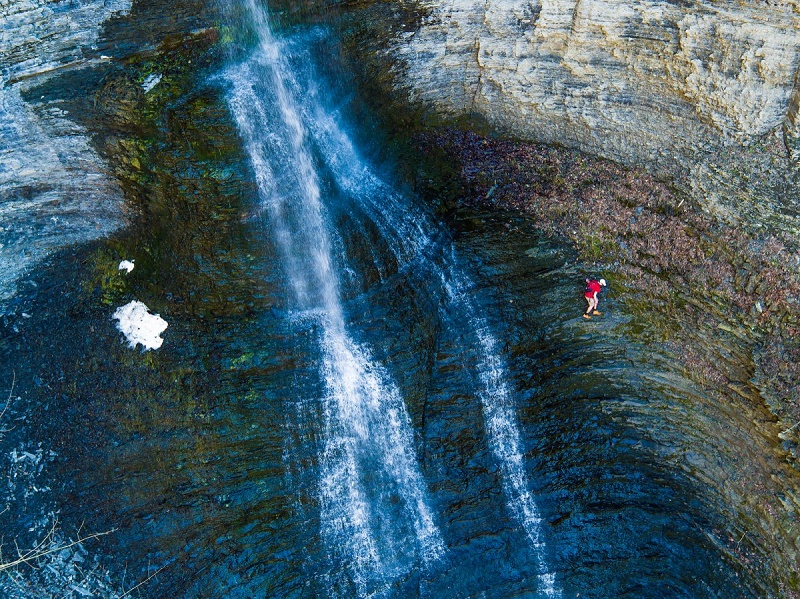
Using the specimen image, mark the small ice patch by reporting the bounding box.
[118,259,134,273]
[141,73,162,94]
[112,300,168,350]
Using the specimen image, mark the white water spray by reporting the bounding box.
[224,0,559,594]
[296,59,561,598]
[224,1,443,593]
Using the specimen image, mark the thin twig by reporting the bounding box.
[0,523,116,572]
[117,564,167,598]
[735,531,747,550]
[0,370,15,427]
[781,419,800,435]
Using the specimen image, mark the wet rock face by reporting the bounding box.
[372,0,800,230]
[0,0,132,308]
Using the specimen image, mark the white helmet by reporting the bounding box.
[599,278,607,286]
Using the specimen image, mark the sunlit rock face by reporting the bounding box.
[0,0,131,308]
[390,0,800,228]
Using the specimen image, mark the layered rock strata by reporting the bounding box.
[0,0,131,308]
[384,0,800,232]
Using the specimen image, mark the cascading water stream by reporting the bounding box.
[224,2,443,593]
[300,75,560,597]
[223,1,558,595]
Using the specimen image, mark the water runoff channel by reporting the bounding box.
[221,0,559,596]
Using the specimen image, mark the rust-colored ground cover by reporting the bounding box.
[418,129,800,439]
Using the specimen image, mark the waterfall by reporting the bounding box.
[224,2,443,594]
[222,1,559,595]
[300,71,561,598]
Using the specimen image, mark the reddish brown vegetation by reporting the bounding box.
[417,128,800,430]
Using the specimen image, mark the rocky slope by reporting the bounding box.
[412,126,800,597]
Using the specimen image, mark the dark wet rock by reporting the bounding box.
[1,1,244,595]
[414,126,800,597]
[3,0,800,597]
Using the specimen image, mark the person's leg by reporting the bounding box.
[585,296,594,317]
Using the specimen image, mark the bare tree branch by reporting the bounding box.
[0,370,14,432]
[0,518,115,572]
[118,564,166,598]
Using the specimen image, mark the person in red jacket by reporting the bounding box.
[583,277,606,319]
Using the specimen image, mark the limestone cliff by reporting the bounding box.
[377,0,800,233]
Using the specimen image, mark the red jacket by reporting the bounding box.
[585,279,601,298]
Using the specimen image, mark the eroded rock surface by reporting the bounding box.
[382,0,800,231]
[0,0,132,308]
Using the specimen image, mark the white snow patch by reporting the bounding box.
[118,259,135,273]
[141,73,162,94]
[112,300,168,350]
